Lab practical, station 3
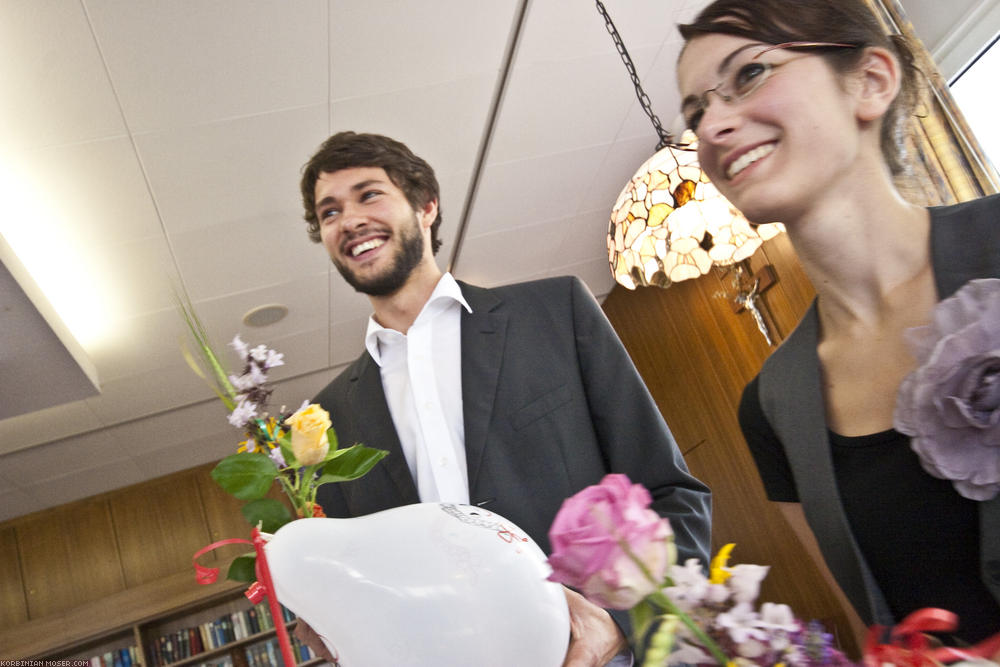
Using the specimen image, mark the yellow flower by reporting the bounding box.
[709,543,736,584]
[286,404,332,465]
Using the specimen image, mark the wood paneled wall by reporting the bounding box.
[0,463,255,657]
[602,233,861,651]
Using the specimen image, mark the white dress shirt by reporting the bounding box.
[367,274,633,666]
[364,273,471,503]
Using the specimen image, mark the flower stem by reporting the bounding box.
[614,536,726,664]
[276,474,302,516]
[647,591,729,666]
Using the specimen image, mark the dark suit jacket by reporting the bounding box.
[314,275,712,565]
[756,193,1000,625]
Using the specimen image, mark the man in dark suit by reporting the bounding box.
[299,132,711,666]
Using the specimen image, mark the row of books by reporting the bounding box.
[187,635,317,667]
[85,646,140,667]
[148,603,296,666]
[244,636,317,667]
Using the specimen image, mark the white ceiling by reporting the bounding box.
[0,0,993,522]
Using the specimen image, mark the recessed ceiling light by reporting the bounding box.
[242,303,288,327]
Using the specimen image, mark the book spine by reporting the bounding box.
[263,640,278,667]
[247,608,259,634]
[200,622,213,650]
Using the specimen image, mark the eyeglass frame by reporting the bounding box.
[677,41,860,138]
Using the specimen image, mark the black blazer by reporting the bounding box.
[757,193,1000,625]
[314,275,712,565]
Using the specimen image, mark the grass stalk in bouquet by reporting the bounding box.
[546,474,855,667]
[179,298,388,580]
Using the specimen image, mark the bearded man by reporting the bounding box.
[298,131,711,666]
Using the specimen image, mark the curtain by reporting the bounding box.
[867,0,1000,205]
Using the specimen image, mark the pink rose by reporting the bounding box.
[546,474,674,609]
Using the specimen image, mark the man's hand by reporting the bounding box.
[292,619,339,665]
[561,587,629,667]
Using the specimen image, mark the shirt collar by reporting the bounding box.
[364,273,471,366]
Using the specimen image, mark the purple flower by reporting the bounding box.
[268,446,287,469]
[716,602,767,647]
[894,279,1000,500]
[727,563,770,604]
[247,362,267,386]
[230,334,249,361]
[546,474,674,609]
[264,349,285,369]
[228,399,258,428]
[229,373,256,392]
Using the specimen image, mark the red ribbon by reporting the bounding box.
[192,530,298,667]
[865,608,1000,666]
[192,537,253,585]
[249,527,298,667]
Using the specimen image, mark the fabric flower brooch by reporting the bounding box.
[894,278,1000,501]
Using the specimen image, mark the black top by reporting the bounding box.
[741,376,1000,642]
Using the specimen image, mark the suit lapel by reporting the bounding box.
[929,205,1000,604]
[348,354,420,505]
[760,305,893,624]
[457,283,508,493]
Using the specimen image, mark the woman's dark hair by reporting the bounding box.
[679,0,921,175]
[300,131,442,253]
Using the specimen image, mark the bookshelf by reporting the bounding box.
[139,590,315,667]
[49,629,142,667]
[0,568,324,667]
[0,464,321,664]
[41,586,324,667]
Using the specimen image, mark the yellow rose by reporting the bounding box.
[286,404,331,465]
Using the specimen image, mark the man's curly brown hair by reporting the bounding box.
[300,132,442,254]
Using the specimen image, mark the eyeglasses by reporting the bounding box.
[678,41,859,137]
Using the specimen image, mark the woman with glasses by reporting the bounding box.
[676,0,1000,643]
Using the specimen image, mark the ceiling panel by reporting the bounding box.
[328,0,520,98]
[81,363,215,425]
[0,401,102,457]
[86,0,330,132]
[168,215,328,301]
[464,144,610,237]
[16,139,163,243]
[484,52,650,165]
[455,213,569,287]
[0,0,125,150]
[327,76,497,175]
[137,106,329,236]
[28,459,148,509]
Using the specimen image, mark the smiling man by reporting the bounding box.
[298,132,711,666]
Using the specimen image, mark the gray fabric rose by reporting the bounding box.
[894,278,1000,501]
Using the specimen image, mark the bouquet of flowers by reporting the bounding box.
[546,474,855,667]
[180,301,387,581]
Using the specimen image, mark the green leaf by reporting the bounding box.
[317,444,388,484]
[226,553,257,583]
[211,453,279,500]
[240,498,293,533]
[314,428,343,465]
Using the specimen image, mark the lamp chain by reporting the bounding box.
[594,0,674,150]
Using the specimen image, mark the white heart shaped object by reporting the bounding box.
[265,502,570,666]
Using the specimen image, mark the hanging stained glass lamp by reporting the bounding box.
[607,133,785,290]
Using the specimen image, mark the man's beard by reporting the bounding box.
[333,213,426,297]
